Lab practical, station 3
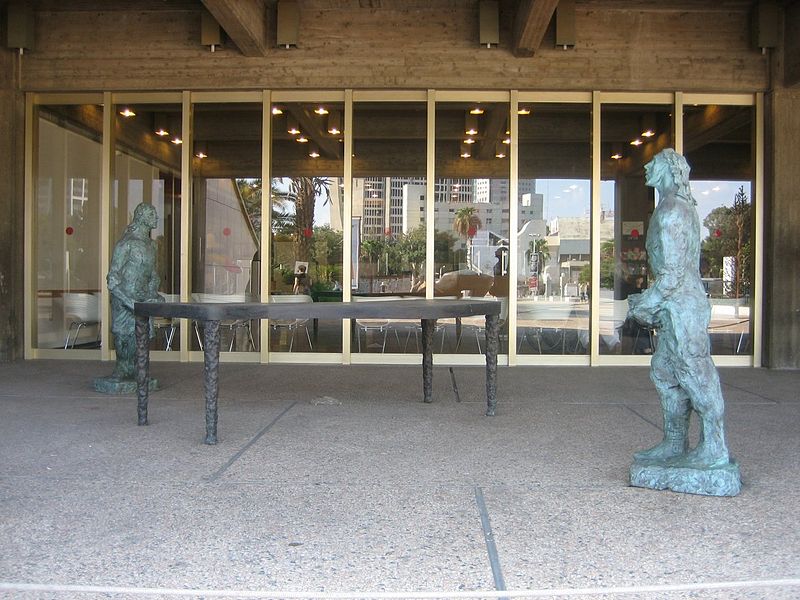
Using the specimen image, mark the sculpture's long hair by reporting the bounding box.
[659,148,697,206]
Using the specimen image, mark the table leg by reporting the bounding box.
[421,318,435,403]
[484,313,499,416]
[135,314,151,426]
[203,320,221,445]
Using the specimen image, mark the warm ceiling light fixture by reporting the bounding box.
[469,106,484,115]
[171,137,183,145]
[460,143,471,158]
[611,153,622,160]
[194,141,208,159]
[641,129,655,137]
[296,135,309,143]
[271,106,284,115]
[495,142,506,158]
[630,139,643,146]
[314,106,329,115]
[308,143,320,158]
[327,111,341,135]
[287,116,300,135]
[465,113,479,136]
[502,136,511,145]
[153,114,169,137]
[119,107,136,118]
[518,106,531,115]
[463,137,476,144]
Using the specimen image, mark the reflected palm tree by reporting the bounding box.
[453,206,481,270]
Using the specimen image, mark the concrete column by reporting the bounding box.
[763,87,800,368]
[0,48,24,362]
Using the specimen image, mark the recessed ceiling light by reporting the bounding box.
[297,135,309,143]
[630,139,643,146]
[271,106,283,115]
[314,106,329,115]
[463,138,476,144]
[119,108,136,118]
[518,107,531,115]
[171,137,182,145]
[611,153,622,160]
[470,106,484,115]
[641,130,655,137]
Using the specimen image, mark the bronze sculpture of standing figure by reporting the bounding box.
[95,202,163,391]
[628,149,730,470]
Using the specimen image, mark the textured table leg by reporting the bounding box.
[203,320,221,445]
[135,315,150,426]
[421,318,435,403]
[484,313,499,416]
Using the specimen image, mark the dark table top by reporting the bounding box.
[135,297,502,322]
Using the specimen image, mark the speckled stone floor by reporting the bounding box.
[0,360,798,599]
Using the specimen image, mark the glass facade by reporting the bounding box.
[35,104,103,350]
[27,92,760,365]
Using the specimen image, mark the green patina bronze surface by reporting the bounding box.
[94,203,163,394]
[627,149,741,496]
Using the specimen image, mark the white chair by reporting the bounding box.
[63,292,100,349]
[269,294,314,351]
[352,296,404,353]
[191,293,257,351]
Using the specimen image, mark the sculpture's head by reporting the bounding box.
[132,203,158,229]
[644,149,695,204]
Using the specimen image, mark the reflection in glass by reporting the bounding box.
[600,104,673,355]
[113,103,182,350]
[434,101,510,354]
[517,104,591,355]
[35,105,103,349]
[352,102,427,353]
[685,104,754,355]
[271,101,344,353]
[192,102,261,351]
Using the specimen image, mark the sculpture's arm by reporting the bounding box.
[107,244,136,310]
[148,266,163,302]
[628,216,689,325]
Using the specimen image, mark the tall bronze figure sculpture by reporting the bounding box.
[94,203,163,394]
[628,149,741,496]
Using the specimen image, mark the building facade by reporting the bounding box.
[0,0,798,368]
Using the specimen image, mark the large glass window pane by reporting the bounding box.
[352,101,427,353]
[192,102,261,352]
[600,104,673,355]
[113,102,182,351]
[684,104,754,355]
[271,100,344,353]
[35,104,103,349]
[517,103,591,355]
[435,101,510,354]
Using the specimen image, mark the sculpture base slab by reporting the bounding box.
[630,459,741,497]
[93,377,159,395]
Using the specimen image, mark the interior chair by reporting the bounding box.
[153,293,179,351]
[352,295,404,353]
[269,294,314,351]
[63,292,101,349]
[191,293,256,351]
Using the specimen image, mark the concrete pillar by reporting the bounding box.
[763,87,800,368]
[0,48,24,362]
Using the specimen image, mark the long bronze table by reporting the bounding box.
[134,298,502,444]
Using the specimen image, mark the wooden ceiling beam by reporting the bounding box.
[201,0,268,57]
[513,0,559,57]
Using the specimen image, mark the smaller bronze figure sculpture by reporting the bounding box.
[628,149,740,496]
[94,203,163,394]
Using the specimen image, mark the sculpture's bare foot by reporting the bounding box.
[633,439,687,462]
[668,443,729,469]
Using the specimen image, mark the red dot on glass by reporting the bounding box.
[222,227,231,236]
[630,229,639,239]
[65,227,74,235]
[714,229,722,238]
[303,227,313,238]
[467,225,477,238]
